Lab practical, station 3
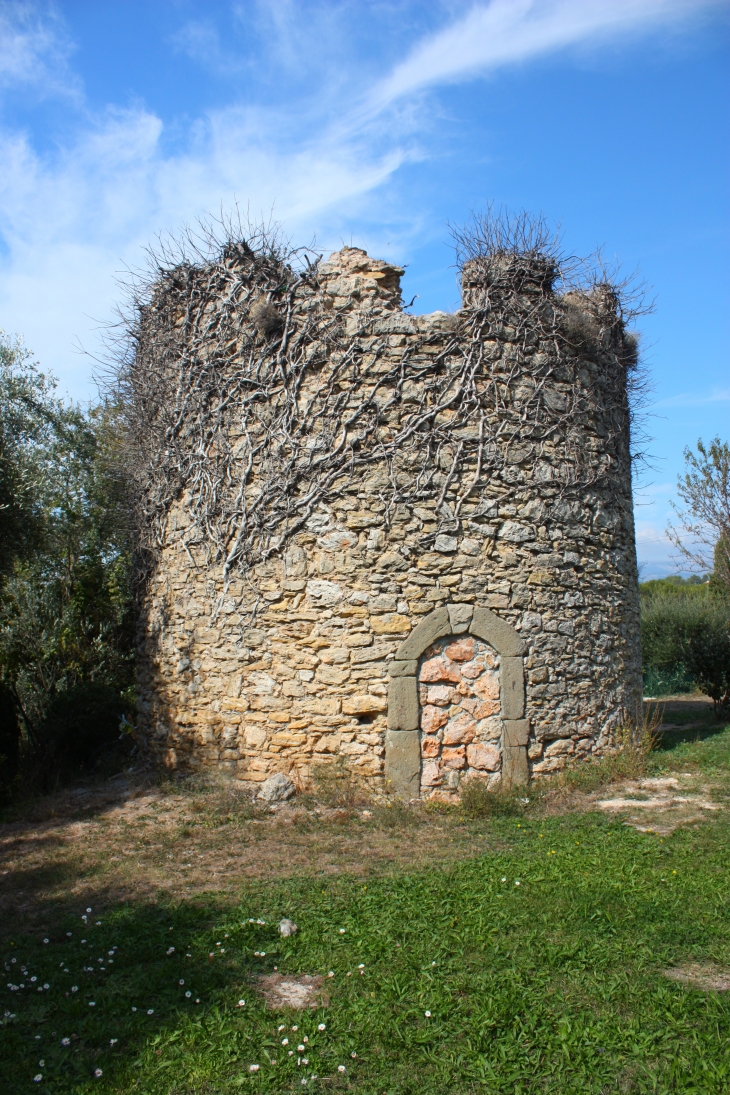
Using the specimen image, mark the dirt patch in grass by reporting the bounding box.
[663,963,730,992]
[258,972,330,1010]
[0,769,499,933]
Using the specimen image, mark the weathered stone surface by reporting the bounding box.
[387,676,419,730]
[470,607,526,656]
[466,743,501,771]
[448,603,474,632]
[257,772,296,803]
[502,719,530,748]
[384,730,421,797]
[137,245,642,796]
[502,746,529,787]
[388,660,417,677]
[342,694,388,715]
[395,607,450,660]
[500,657,525,719]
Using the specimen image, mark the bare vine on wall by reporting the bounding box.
[108,208,650,611]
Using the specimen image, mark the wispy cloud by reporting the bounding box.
[0,0,79,97]
[654,389,730,408]
[371,0,724,108]
[0,0,724,396]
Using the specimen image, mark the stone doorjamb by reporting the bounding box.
[384,603,529,798]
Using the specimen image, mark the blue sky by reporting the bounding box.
[0,0,728,577]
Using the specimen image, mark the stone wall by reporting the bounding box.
[134,244,643,797]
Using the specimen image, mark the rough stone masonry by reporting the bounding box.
[132,241,643,797]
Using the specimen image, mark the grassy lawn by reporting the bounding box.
[2,723,729,1094]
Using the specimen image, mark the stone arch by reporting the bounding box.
[384,603,529,797]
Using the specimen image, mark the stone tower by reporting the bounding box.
[131,240,642,797]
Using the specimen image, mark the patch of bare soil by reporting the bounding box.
[0,770,494,932]
[595,774,721,834]
[258,973,329,1010]
[663,963,730,992]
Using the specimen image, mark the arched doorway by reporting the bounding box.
[385,603,529,798]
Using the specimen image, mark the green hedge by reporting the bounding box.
[641,595,730,712]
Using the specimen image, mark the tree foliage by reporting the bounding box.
[641,594,730,715]
[668,437,730,597]
[0,332,135,791]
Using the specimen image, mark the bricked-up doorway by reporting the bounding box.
[419,635,502,795]
[385,603,529,798]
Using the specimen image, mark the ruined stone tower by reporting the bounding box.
[130,237,642,797]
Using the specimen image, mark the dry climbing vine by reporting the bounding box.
[110,210,650,606]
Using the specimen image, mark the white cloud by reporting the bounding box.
[655,388,730,408]
[0,0,725,396]
[370,0,725,108]
[0,0,79,97]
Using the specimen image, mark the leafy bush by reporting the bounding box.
[39,682,135,772]
[0,333,135,792]
[641,595,730,714]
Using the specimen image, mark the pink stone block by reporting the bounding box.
[425,685,453,706]
[466,743,501,771]
[444,638,475,662]
[419,657,461,683]
[421,734,441,758]
[460,661,484,680]
[442,712,476,745]
[442,746,467,769]
[421,705,449,734]
[472,672,500,700]
[421,759,442,786]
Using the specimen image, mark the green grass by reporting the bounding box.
[3,733,730,1094]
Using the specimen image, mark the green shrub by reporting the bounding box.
[39,681,136,772]
[641,595,730,715]
[643,664,696,697]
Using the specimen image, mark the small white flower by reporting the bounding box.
[94,1068,103,1077]
[317,1023,326,1031]
[147,1009,154,1015]
[339,928,345,934]
[43,983,49,989]
[338,1065,346,1072]
[179,979,185,985]
[282,1038,289,1045]
[61,1038,71,1046]
[89,1001,96,1007]
[327,971,334,978]
[86,908,92,913]
[298,1044,305,1052]
[249,1064,259,1072]
[291,1025,298,1032]
[501,877,507,882]
[237,999,246,1008]
[43,939,49,944]
[515,881,520,887]
[303,1036,308,1043]
[185,991,191,998]
[167,947,175,954]
[302,1058,308,1065]
[30,976,37,983]
[278,1025,286,1032]
[110,1038,118,1045]
[66,932,72,937]
[132,1006,137,1011]
[351,1051,357,1058]
[33,1074,42,1082]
